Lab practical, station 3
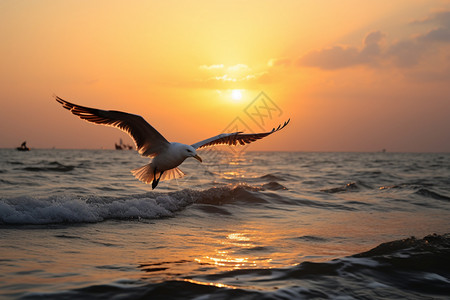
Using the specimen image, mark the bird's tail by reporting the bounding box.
[131,163,155,184]
[131,163,185,184]
[160,167,185,181]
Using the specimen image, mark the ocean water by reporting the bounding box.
[1,149,449,299]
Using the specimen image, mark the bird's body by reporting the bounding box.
[153,142,193,171]
[55,96,289,189]
[132,142,198,188]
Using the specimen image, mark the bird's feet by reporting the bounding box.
[151,170,164,190]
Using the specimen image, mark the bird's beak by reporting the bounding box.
[193,154,202,162]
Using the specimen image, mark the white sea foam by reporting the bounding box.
[423,272,450,283]
[0,185,268,225]
[0,193,196,225]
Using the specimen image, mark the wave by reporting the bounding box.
[21,234,450,300]
[3,182,369,225]
[259,172,301,182]
[294,235,329,243]
[18,161,76,173]
[414,188,450,201]
[0,184,287,225]
[321,182,360,193]
[262,181,288,191]
[0,192,196,225]
[193,184,266,206]
[260,173,285,181]
[324,181,450,202]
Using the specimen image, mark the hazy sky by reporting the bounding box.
[1,0,449,152]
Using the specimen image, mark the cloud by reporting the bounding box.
[199,64,224,70]
[360,31,385,57]
[197,63,268,88]
[298,46,361,69]
[412,10,450,28]
[297,10,450,70]
[227,64,250,73]
[388,11,450,67]
[386,40,427,68]
[200,63,250,74]
[419,26,450,43]
[297,31,385,70]
[268,57,292,67]
[414,10,450,42]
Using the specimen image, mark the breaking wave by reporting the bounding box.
[0,184,287,225]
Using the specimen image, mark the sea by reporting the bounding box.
[1,149,449,299]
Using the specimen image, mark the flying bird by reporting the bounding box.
[55,96,290,189]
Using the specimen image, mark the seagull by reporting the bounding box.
[55,96,290,189]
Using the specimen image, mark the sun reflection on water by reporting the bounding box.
[223,171,245,180]
[183,279,237,289]
[195,232,273,270]
[198,150,263,181]
[195,251,256,268]
[220,155,251,179]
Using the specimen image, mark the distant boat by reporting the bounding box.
[17,141,30,151]
[115,138,133,150]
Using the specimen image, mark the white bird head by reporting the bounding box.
[184,145,202,162]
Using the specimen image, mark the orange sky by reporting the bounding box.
[1,0,449,152]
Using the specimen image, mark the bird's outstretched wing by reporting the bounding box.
[191,119,290,150]
[55,96,170,157]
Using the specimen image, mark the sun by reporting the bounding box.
[231,89,242,101]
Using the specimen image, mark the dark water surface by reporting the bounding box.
[1,149,449,299]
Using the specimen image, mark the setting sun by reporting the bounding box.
[231,89,242,101]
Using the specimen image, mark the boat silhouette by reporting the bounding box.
[115,138,133,150]
[17,141,30,151]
